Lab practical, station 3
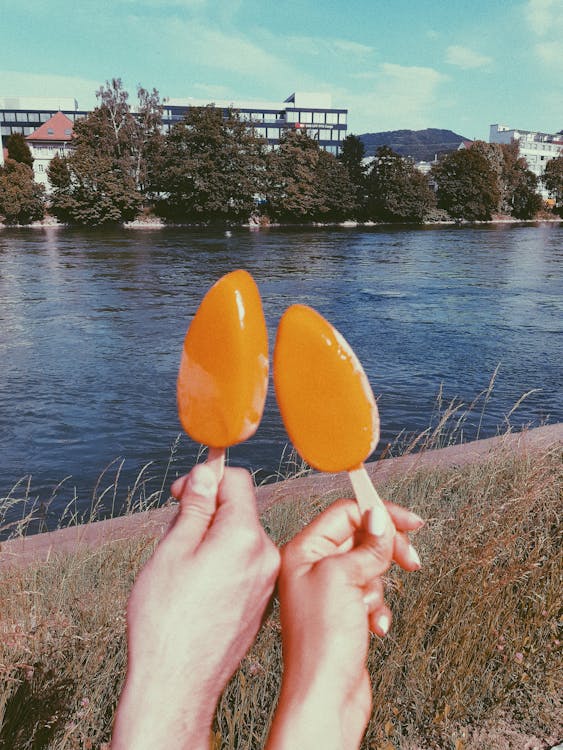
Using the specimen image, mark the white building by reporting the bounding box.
[489,124,563,199]
[26,112,74,192]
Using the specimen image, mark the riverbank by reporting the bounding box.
[2,423,561,565]
[0,425,560,748]
[0,213,562,230]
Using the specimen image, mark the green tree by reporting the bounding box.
[431,148,500,221]
[510,166,542,219]
[313,149,355,221]
[155,105,267,223]
[470,140,541,218]
[338,134,367,216]
[47,79,158,225]
[366,146,436,223]
[6,133,33,168]
[543,154,563,215]
[266,128,323,221]
[0,159,45,224]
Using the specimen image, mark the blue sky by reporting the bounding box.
[1,0,561,139]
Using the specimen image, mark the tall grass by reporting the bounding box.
[0,433,560,749]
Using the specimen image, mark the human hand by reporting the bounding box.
[112,464,280,750]
[267,498,423,750]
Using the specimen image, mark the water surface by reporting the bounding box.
[0,223,561,526]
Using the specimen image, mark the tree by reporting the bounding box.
[431,148,500,221]
[366,146,436,223]
[469,140,541,218]
[543,155,563,215]
[510,166,542,219]
[0,159,45,224]
[47,79,157,225]
[155,105,267,223]
[313,149,355,221]
[6,133,33,168]
[338,134,367,216]
[266,128,323,221]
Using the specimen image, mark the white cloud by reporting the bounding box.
[0,71,101,109]
[279,35,374,60]
[525,0,563,65]
[342,63,449,133]
[525,0,556,34]
[445,45,493,69]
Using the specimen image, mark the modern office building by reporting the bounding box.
[164,91,348,154]
[0,91,348,168]
[489,124,563,198]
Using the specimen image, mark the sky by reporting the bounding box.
[1,0,562,140]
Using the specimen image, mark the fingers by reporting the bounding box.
[384,501,424,533]
[283,498,362,569]
[167,463,219,553]
[393,531,422,571]
[369,604,392,637]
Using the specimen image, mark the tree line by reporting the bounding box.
[1,78,562,225]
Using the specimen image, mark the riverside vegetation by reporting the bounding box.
[1,78,562,226]
[0,427,561,749]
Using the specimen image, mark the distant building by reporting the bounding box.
[1,91,348,163]
[25,112,74,191]
[164,91,347,155]
[489,124,563,199]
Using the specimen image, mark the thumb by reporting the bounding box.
[169,463,219,552]
[343,503,395,584]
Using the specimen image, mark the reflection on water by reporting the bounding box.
[0,224,561,524]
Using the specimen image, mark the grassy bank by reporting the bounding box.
[0,438,561,749]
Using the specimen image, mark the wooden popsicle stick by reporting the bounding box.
[207,446,226,482]
[348,464,387,515]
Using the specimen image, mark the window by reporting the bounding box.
[326,112,337,124]
[286,110,298,123]
[313,112,325,124]
[5,112,16,122]
[64,128,72,135]
[40,113,51,122]
[338,112,347,124]
[48,128,54,135]
[16,112,28,123]
[266,127,280,140]
[300,111,313,123]
[1,126,10,135]
[38,164,44,172]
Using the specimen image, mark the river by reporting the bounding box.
[0,223,561,529]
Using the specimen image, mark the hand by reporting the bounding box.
[267,498,423,750]
[112,464,280,750]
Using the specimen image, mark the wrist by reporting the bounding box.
[267,681,347,750]
[112,673,213,750]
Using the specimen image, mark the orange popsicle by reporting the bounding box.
[274,304,386,515]
[177,269,268,477]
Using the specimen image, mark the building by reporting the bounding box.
[1,91,348,166]
[489,124,563,198]
[25,112,74,191]
[163,91,347,155]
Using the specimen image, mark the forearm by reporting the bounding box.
[266,679,354,750]
[112,673,212,750]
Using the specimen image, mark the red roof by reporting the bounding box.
[26,111,74,142]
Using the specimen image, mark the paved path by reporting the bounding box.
[2,423,561,566]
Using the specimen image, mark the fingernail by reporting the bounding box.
[376,613,390,635]
[187,464,218,498]
[411,514,425,529]
[363,590,379,609]
[407,544,422,568]
[367,504,388,537]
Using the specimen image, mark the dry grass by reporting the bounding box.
[0,439,561,749]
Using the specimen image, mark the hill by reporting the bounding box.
[359,128,470,162]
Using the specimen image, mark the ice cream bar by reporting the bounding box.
[177,269,268,450]
[274,304,380,474]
